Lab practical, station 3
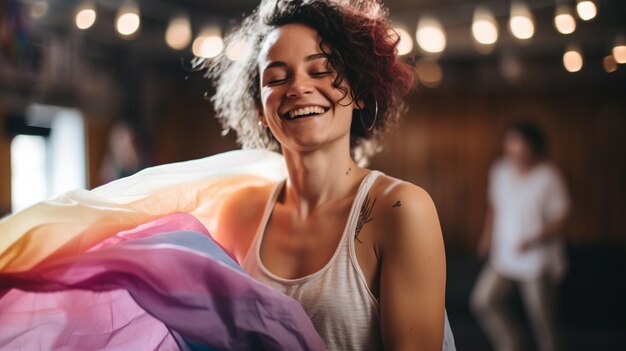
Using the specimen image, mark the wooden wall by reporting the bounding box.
[3,71,624,251]
[370,88,626,250]
[136,79,626,251]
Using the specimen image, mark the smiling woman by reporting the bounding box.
[205,0,455,350]
[1,0,454,350]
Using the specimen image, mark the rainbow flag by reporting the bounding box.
[0,149,326,350]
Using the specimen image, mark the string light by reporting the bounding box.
[563,46,583,72]
[192,27,224,58]
[165,13,192,50]
[225,39,249,61]
[22,0,626,80]
[416,17,446,54]
[603,55,618,73]
[115,1,141,38]
[554,5,576,35]
[509,1,535,40]
[472,6,498,46]
[391,27,414,56]
[576,0,597,21]
[612,36,626,64]
[75,1,97,30]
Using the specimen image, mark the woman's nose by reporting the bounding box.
[286,72,314,98]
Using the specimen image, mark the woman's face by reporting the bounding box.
[257,23,358,153]
[503,131,533,166]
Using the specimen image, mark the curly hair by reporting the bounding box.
[204,0,415,165]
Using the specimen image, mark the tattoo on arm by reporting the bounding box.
[392,200,401,208]
[355,194,376,243]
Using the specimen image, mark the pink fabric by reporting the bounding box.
[0,213,326,351]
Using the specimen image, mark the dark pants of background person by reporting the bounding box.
[470,263,561,351]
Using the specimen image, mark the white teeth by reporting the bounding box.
[287,106,326,119]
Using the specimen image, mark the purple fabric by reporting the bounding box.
[0,213,326,351]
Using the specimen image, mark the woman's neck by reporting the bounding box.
[281,140,366,218]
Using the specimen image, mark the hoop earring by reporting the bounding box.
[258,120,271,148]
[359,99,378,131]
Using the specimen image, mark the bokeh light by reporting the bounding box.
[472,6,499,46]
[563,47,584,72]
[75,2,97,30]
[576,0,597,21]
[509,2,535,40]
[165,14,192,50]
[115,2,141,38]
[416,17,446,54]
[193,27,224,58]
[554,5,576,35]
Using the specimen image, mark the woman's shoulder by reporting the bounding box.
[367,171,444,257]
[213,178,279,258]
[371,172,433,202]
[369,172,439,230]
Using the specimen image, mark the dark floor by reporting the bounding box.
[445,243,626,351]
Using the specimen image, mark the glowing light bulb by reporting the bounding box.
[193,27,224,58]
[75,2,97,30]
[509,2,535,40]
[472,6,498,46]
[115,1,140,38]
[554,5,576,35]
[165,14,192,50]
[225,39,249,61]
[576,0,597,21]
[416,17,446,54]
[603,55,617,73]
[612,37,626,64]
[391,27,413,56]
[563,46,583,72]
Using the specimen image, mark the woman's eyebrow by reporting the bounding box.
[262,53,328,72]
[305,53,328,61]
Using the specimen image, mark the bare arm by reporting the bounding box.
[378,183,446,351]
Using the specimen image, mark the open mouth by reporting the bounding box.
[282,106,330,121]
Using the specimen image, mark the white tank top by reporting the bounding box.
[242,170,456,351]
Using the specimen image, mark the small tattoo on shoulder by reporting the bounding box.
[392,201,401,208]
[345,167,352,175]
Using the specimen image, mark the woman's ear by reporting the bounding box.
[258,106,268,126]
[354,99,365,110]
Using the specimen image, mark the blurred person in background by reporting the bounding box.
[471,120,571,351]
[98,120,142,183]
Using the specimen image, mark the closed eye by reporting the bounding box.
[265,78,288,86]
[311,71,332,77]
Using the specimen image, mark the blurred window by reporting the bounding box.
[10,135,47,212]
[10,105,86,212]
